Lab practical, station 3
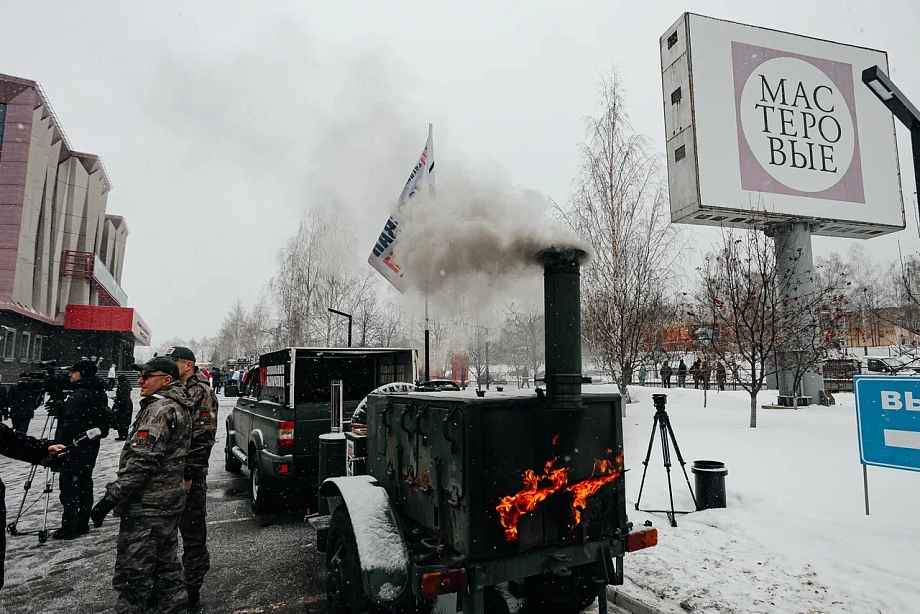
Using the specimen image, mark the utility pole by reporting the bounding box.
[485,339,490,390]
[327,308,353,347]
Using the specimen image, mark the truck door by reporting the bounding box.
[234,368,259,451]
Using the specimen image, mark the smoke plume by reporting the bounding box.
[397,167,591,295]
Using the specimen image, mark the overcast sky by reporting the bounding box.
[1,0,917,343]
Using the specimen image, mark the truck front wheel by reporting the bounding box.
[225,430,242,473]
[326,505,371,614]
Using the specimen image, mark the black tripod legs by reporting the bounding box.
[635,408,696,527]
[663,417,698,512]
[634,414,659,512]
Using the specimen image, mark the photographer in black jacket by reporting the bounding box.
[0,423,65,588]
[53,360,107,539]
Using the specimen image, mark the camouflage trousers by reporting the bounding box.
[179,475,209,590]
[113,514,185,614]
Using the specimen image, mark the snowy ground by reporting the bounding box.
[2,385,918,613]
[612,384,920,614]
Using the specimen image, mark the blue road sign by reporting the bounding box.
[854,375,920,473]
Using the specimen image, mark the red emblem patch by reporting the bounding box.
[132,430,149,447]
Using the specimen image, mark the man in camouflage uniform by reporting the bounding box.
[90,356,192,614]
[165,346,218,611]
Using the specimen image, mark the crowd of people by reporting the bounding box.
[0,346,219,613]
[649,358,728,391]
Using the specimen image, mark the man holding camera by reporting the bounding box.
[89,356,193,614]
[164,346,218,612]
[0,424,66,588]
[53,360,107,539]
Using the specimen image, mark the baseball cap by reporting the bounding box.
[131,356,180,380]
[165,346,196,362]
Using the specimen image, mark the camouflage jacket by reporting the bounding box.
[185,370,219,481]
[106,381,192,517]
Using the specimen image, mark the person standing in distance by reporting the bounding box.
[90,356,193,614]
[164,346,218,612]
[53,360,106,539]
[113,375,134,441]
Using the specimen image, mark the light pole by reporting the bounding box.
[327,308,353,347]
[862,66,920,223]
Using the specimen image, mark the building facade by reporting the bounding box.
[0,73,148,380]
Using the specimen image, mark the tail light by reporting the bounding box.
[626,527,658,552]
[278,421,295,449]
[420,568,467,598]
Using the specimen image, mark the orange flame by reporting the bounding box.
[551,433,560,446]
[565,453,624,527]
[495,451,623,541]
[495,458,568,541]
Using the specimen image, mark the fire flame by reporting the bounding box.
[566,453,624,527]
[495,458,568,541]
[495,450,623,541]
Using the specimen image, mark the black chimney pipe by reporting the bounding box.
[537,247,588,409]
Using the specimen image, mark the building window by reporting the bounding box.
[3,327,16,360]
[19,332,30,362]
[32,335,43,363]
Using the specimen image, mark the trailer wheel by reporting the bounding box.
[249,458,276,514]
[326,505,371,614]
[525,567,596,614]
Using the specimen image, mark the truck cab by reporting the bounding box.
[224,347,417,513]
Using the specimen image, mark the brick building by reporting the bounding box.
[0,73,148,380]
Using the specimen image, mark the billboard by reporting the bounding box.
[660,13,905,237]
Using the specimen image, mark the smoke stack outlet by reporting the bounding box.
[537,247,590,410]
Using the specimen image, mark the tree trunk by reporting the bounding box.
[749,393,758,428]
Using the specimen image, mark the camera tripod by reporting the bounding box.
[7,407,57,543]
[634,394,697,527]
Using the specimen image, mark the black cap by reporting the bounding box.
[131,356,180,381]
[165,346,196,362]
[116,374,127,382]
[70,360,98,377]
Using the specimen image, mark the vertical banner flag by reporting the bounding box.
[368,124,435,292]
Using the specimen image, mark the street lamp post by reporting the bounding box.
[327,308,353,347]
[862,66,920,223]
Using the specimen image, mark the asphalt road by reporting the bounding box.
[1,394,326,614]
[0,393,625,614]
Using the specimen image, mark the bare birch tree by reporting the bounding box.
[560,72,684,403]
[692,229,779,427]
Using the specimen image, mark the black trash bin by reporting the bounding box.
[691,460,728,510]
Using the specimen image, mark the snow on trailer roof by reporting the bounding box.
[391,385,623,401]
[267,347,416,353]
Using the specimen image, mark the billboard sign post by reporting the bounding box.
[660,13,904,238]
[854,375,920,515]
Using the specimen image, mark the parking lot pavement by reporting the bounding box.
[1,393,621,614]
[1,394,327,614]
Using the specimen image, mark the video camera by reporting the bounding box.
[17,360,73,414]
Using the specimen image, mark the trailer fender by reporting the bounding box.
[320,475,410,605]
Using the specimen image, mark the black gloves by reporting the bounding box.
[90,497,117,527]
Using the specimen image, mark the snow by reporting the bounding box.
[325,475,410,600]
[599,384,920,613]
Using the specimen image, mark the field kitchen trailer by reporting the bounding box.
[309,247,658,614]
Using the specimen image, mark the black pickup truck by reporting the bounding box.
[224,347,417,513]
